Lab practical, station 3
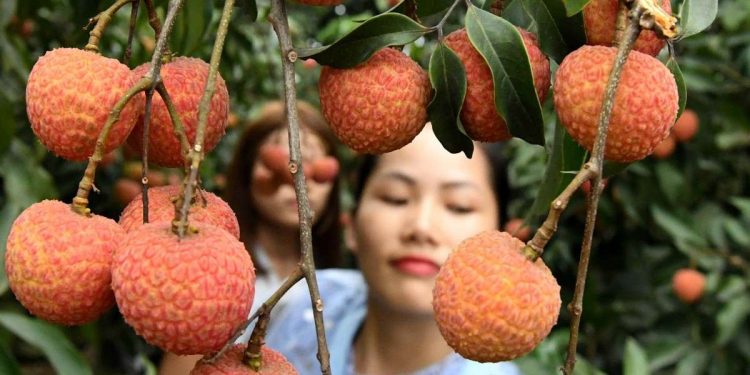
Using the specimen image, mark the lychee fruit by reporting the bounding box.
[319,48,431,154]
[672,268,705,304]
[443,28,550,142]
[554,46,678,163]
[128,57,229,167]
[190,345,298,374]
[503,218,531,242]
[433,231,561,362]
[651,134,676,159]
[118,185,240,239]
[114,179,143,207]
[581,178,609,195]
[294,0,344,5]
[112,223,255,355]
[26,48,144,161]
[311,157,339,184]
[583,0,672,56]
[5,200,124,325]
[673,109,699,142]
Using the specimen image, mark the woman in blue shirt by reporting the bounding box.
[265,124,521,375]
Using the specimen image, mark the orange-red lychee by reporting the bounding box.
[112,223,255,355]
[673,109,699,142]
[554,46,678,163]
[433,231,561,362]
[583,0,672,56]
[672,268,706,304]
[311,156,339,184]
[651,134,676,159]
[190,345,298,374]
[503,218,531,242]
[26,48,144,161]
[5,200,124,325]
[128,57,229,167]
[319,48,431,154]
[443,28,550,142]
[118,185,240,239]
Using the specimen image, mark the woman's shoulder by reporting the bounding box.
[458,358,523,375]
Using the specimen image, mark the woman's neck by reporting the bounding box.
[254,223,301,277]
[353,301,453,375]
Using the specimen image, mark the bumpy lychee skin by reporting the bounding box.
[190,345,298,374]
[433,231,561,362]
[128,57,229,167]
[554,46,678,163]
[294,0,344,5]
[112,223,254,355]
[118,185,240,239]
[26,48,143,161]
[5,200,123,325]
[319,48,431,154]
[672,268,706,304]
[583,0,671,56]
[444,28,550,142]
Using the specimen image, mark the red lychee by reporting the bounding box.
[651,134,676,159]
[443,28,550,142]
[5,200,124,325]
[128,57,229,167]
[672,109,699,142]
[672,268,706,304]
[190,345,298,374]
[112,223,255,355]
[311,157,339,184]
[583,0,672,56]
[503,218,531,242]
[433,231,561,362]
[554,46,678,163]
[118,185,240,239]
[26,48,144,161]
[319,48,431,154]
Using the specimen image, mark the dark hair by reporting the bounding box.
[351,142,509,227]
[224,101,342,274]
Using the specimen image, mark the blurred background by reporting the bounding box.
[0,0,748,373]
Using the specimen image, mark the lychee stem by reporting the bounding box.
[123,0,139,64]
[562,3,644,374]
[154,83,192,159]
[431,0,462,41]
[84,0,134,53]
[267,0,332,373]
[171,0,234,239]
[140,87,156,225]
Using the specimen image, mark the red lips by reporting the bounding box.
[389,256,440,277]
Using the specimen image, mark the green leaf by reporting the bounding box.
[520,0,586,63]
[298,13,429,68]
[675,349,709,375]
[0,0,16,28]
[563,0,591,17]
[725,219,750,247]
[623,337,650,375]
[667,57,687,120]
[679,0,718,38]
[730,197,750,220]
[0,344,21,375]
[655,162,686,205]
[465,5,545,145]
[392,0,455,19]
[171,0,212,55]
[651,206,707,247]
[0,95,15,157]
[0,313,92,375]
[502,0,533,28]
[428,43,474,157]
[238,0,257,22]
[716,295,750,345]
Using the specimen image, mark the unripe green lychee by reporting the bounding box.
[319,48,431,154]
[118,185,240,239]
[26,48,143,161]
[433,231,561,362]
[554,46,678,163]
[444,28,550,142]
[672,268,705,304]
[112,223,254,355]
[583,0,671,56]
[5,200,124,325]
[190,345,298,374]
[128,57,229,167]
[294,0,344,5]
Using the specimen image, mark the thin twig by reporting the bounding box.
[562,4,644,374]
[123,0,140,64]
[84,0,133,53]
[268,0,331,373]
[431,0,462,40]
[140,88,156,224]
[143,0,170,57]
[155,82,192,159]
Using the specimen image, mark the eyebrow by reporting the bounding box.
[379,171,481,191]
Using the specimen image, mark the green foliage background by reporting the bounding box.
[0,0,748,374]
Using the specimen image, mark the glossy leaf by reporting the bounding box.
[667,57,687,120]
[716,295,750,345]
[623,338,650,375]
[428,43,474,157]
[520,0,586,63]
[679,0,719,38]
[297,13,428,68]
[465,5,545,145]
[0,313,92,375]
[0,0,16,27]
[675,349,709,375]
[392,0,455,19]
[563,0,590,17]
[170,0,212,55]
[502,0,534,28]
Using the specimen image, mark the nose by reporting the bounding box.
[400,197,439,247]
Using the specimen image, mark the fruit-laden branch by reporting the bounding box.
[123,0,139,63]
[267,0,332,373]
[170,0,234,238]
[72,0,187,217]
[84,0,134,53]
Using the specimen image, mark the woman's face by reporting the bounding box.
[250,127,334,229]
[349,127,499,316]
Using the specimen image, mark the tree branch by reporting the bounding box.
[84,0,133,53]
[123,0,139,64]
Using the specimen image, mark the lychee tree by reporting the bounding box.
[2,0,749,374]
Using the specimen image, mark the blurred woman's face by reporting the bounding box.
[250,128,334,229]
[349,127,499,316]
